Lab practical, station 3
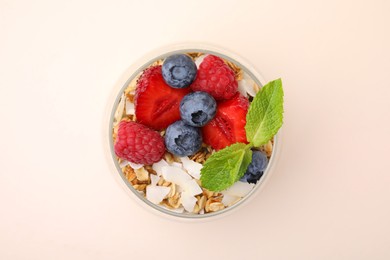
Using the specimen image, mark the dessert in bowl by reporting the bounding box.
[109,48,284,219]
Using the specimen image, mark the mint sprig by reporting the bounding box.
[200,79,284,192]
[201,143,252,192]
[246,78,284,146]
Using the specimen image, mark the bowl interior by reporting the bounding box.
[109,48,278,219]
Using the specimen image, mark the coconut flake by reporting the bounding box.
[114,94,126,124]
[238,73,259,97]
[128,161,143,170]
[150,174,159,186]
[182,179,203,196]
[221,193,241,206]
[180,156,202,179]
[195,55,208,68]
[222,181,255,197]
[134,167,149,181]
[146,186,170,204]
[237,79,249,96]
[171,162,183,169]
[119,160,143,170]
[152,159,169,176]
[238,79,256,97]
[125,99,135,115]
[180,191,197,212]
[161,166,192,187]
[161,165,202,195]
[119,160,129,168]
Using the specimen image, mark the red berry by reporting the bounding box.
[202,93,249,150]
[191,55,238,100]
[114,121,165,165]
[135,65,191,130]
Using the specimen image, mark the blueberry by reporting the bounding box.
[180,92,217,127]
[162,54,197,88]
[165,120,202,156]
[240,151,269,184]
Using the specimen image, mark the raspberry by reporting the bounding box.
[190,55,238,100]
[114,121,165,165]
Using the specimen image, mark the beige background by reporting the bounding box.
[1,0,390,259]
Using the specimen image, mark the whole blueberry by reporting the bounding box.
[240,151,269,184]
[162,54,197,88]
[165,120,202,156]
[180,92,217,127]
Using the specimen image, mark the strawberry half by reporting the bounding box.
[135,65,191,130]
[202,93,249,150]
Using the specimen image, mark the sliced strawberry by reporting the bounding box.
[202,93,249,150]
[135,65,191,130]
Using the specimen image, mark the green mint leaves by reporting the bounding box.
[200,78,284,192]
[200,143,252,192]
[245,78,284,147]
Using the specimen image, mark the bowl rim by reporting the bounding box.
[106,43,282,221]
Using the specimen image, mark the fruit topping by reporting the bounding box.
[202,93,249,150]
[165,120,202,156]
[191,55,238,100]
[240,150,268,184]
[114,121,165,164]
[179,91,217,127]
[162,54,197,89]
[135,65,190,130]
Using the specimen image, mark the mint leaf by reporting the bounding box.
[245,78,284,147]
[200,143,252,192]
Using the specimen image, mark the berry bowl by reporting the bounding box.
[107,44,283,220]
